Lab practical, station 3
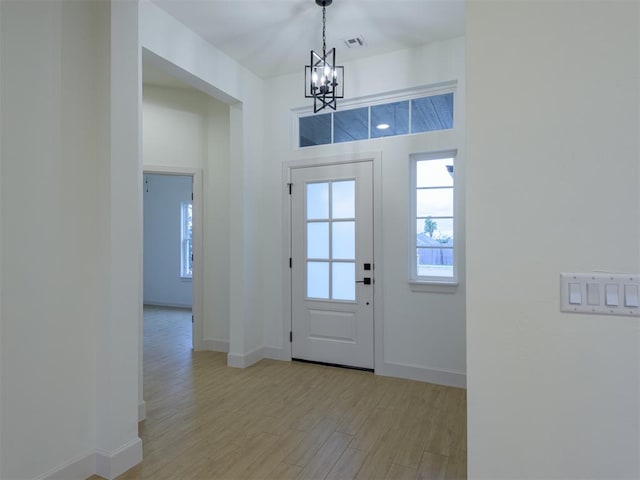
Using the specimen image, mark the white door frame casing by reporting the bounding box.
[282,152,384,371]
[143,165,205,351]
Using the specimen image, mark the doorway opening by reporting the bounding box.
[143,171,202,350]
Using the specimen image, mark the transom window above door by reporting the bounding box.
[296,85,455,148]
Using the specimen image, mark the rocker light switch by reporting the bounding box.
[605,284,619,306]
[586,283,600,305]
[569,283,582,305]
[625,284,639,307]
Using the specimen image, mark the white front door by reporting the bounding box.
[291,161,374,370]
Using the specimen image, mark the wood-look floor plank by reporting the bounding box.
[112,306,466,480]
[385,463,418,480]
[417,451,448,480]
[266,461,304,480]
[325,448,369,480]
[354,426,405,480]
[296,431,353,480]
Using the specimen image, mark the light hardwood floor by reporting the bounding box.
[110,306,466,480]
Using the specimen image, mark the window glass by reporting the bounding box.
[331,180,355,219]
[416,218,454,245]
[334,107,368,143]
[307,222,329,259]
[332,262,356,301]
[417,189,453,217]
[332,221,355,260]
[299,113,331,147]
[371,101,409,138]
[411,93,454,133]
[412,155,455,282]
[416,159,453,188]
[181,202,193,278]
[307,261,329,298]
[307,182,329,219]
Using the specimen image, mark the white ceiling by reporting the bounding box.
[148,0,465,79]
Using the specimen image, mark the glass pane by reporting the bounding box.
[332,180,355,219]
[416,247,454,278]
[411,93,454,133]
[332,262,355,301]
[307,182,329,219]
[307,261,329,298]
[299,113,331,147]
[417,158,454,188]
[334,107,368,143]
[417,188,453,217]
[371,101,409,138]
[307,222,329,259]
[332,221,355,260]
[417,218,453,245]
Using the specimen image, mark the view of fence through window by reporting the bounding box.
[415,157,454,278]
[181,202,193,278]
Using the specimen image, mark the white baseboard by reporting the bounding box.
[143,300,192,309]
[38,451,95,480]
[202,338,229,353]
[138,400,146,422]
[377,361,466,388]
[38,437,142,480]
[95,437,143,480]
[227,347,264,368]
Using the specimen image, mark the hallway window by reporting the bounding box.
[181,202,192,279]
[410,152,456,283]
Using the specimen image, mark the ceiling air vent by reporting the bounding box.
[343,36,366,49]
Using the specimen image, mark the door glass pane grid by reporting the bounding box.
[306,180,356,301]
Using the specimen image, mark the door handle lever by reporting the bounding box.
[356,277,371,285]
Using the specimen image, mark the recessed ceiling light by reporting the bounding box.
[376,123,390,130]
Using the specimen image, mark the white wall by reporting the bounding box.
[466,2,640,478]
[143,84,231,348]
[1,1,141,479]
[0,2,101,477]
[143,174,193,308]
[262,38,466,386]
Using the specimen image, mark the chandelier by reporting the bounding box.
[305,0,344,113]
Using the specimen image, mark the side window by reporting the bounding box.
[181,202,193,279]
[410,153,456,283]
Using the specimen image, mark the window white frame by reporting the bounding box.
[180,201,193,280]
[409,150,458,287]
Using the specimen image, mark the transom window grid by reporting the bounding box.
[411,155,456,283]
[298,91,454,148]
[306,180,357,302]
[181,202,193,279]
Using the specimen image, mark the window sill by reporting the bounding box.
[180,276,193,282]
[409,280,458,293]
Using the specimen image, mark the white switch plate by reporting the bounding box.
[560,273,640,317]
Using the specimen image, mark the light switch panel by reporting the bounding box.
[561,273,640,317]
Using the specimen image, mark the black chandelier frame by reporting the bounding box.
[304,0,344,113]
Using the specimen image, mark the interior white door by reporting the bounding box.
[291,161,374,369]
